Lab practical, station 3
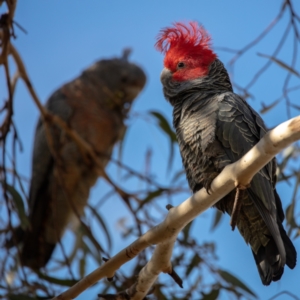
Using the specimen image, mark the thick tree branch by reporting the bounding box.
[53,115,300,300]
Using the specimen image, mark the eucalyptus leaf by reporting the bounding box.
[211,209,223,231]
[139,188,165,208]
[219,269,257,298]
[201,289,220,300]
[185,253,202,276]
[2,182,30,230]
[88,204,112,251]
[37,272,78,287]
[150,110,177,171]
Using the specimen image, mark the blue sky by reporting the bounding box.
[2,1,300,299]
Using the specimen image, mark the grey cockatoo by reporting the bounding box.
[156,22,296,285]
[20,51,146,269]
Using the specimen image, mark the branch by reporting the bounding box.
[53,115,300,300]
[228,0,286,67]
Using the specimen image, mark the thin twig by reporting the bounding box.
[229,2,286,67]
[245,22,291,90]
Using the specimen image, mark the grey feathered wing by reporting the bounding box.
[215,93,296,285]
[21,91,72,269]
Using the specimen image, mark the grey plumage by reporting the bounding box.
[161,57,296,285]
[20,54,146,269]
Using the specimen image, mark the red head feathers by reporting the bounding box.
[155,22,217,81]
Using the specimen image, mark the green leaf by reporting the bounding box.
[88,204,112,251]
[37,272,78,287]
[182,221,193,241]
[139,188,165,208]
[219,269,257,298]
[81,223,105,256]
[185,253,202,276]
[258,53,300,77]
[79,254,86,278]
[3,183,30,230]
[210,210,223,231]
[201,289,220,300]
[150,110,177,171]
[150,111,177,142]
[81,238,102,264]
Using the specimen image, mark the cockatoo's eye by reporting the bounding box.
[177,62,185,69]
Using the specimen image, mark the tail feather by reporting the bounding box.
[5,226,24,248]
[21,233,56,270]
[252,227,296,285]
[279,225,297,269]
[252,238,283,285]
[5,226,55,269]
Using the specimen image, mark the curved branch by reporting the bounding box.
[53,115,300,300]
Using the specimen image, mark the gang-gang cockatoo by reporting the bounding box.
[20,51,146,269]
[155,22,296,285]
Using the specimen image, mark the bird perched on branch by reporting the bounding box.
[20,50,146,269]
[155,22,296,285]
